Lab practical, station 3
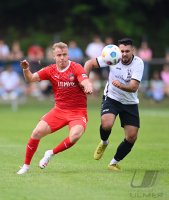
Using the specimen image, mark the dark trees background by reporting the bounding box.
[0,0,169,56]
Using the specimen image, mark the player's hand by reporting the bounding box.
[83,80,93,95]
[20,60,30,69]
[112,80,121,89]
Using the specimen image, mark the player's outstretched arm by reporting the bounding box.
[81,79,93,94]
[20,60,40,82]
[84,59,99,76]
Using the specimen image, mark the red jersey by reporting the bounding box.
[37,61,88,109]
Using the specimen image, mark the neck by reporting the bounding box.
[122,55,134,65]
[57,60,70,71]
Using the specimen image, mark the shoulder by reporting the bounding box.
[41,64,55,71]
[70,61,83,69]
[69,61,87,78]
[38,64,56,76]
[133,56,144,65]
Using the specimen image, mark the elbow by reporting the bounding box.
[128,82,139,92]
[24,77,33,83]
[132,89,137,93]
[131,86,138,92]
[26,79,31,83]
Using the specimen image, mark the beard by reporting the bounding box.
[122,56,132,65]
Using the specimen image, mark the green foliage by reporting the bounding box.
[0,0,169,55]
[71,4,93,13]
[21,31,53,51]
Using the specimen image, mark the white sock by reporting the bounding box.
[48,150,54,155]
[23,164,30,169]
[109,158,118,165]
[101,140,109,145]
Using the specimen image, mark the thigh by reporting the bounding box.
[69,125,85,142]
[101,113,116,129]
[101,96,120,116]
[101,97,120,128]
[124,125,139,142]
[41,107,68,132]
[68,109,88,130]
[31,120,51,139]
[119,104,140,128]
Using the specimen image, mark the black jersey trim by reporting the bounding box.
[96,58,101,68]
[122,55,134,65]
[131,78,140,83]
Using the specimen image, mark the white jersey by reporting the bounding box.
[97,55,144,104]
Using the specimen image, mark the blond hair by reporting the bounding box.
[52,42,68,51]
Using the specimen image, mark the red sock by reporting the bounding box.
[53,137,75,154]
[24,137,40,165]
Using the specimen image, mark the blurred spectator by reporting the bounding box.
[85,35,104,59]
[165,48,169,63]
[89,70,102,98]
[27,44,44,73]
[104,36,114,45]
[161,64,169,97]
[137,41,153,82]
[45,44,53,62]
[0,65,25,101]
[85,36,104,93]
[10,41,24,76]
[10,41,24,60]
[39,80,52,98]
[25,82,45,100]
[0,39,10,67]
[146,71,164,102]
[68,40,84,64]
[28,44,44,61]
[133,46,138,56]
[27,44,50,100]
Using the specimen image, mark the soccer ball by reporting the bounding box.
[101,44,122,65]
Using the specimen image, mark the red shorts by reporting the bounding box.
[41,106,88,133]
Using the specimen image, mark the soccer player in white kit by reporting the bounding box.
[84,38,144,170]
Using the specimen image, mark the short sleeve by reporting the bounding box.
[75,63,88,83]
[37,67,50,80]
[132,60,144,82]
[97,56,109,68]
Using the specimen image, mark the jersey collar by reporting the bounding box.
[121,55,134,65]
[57,60,71,72]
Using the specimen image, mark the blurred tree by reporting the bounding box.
[0,0,169,56]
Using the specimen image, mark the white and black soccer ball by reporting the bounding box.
[101,44,122,65]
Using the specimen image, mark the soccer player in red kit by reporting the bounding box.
[17,42,93,174]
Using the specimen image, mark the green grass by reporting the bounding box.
[0,98,169,200]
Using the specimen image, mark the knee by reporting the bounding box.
[32,128,44,139]
[101,121,112,131]
[69,131,83,143]
[126,134,137,143]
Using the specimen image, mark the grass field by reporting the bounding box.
[0,98,169,200]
